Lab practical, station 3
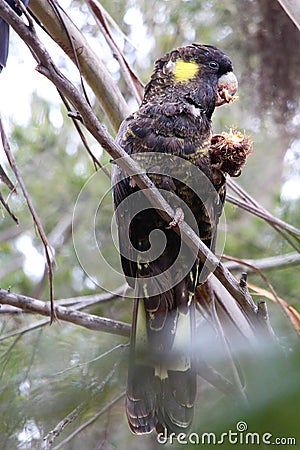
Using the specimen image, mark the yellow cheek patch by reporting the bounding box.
[173,59,198,82]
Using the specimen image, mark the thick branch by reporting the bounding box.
[0,289,130,337]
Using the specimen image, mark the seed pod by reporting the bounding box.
[209,128,253,177]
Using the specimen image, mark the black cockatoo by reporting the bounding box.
[0,0,29,72]
[112,43,238,435]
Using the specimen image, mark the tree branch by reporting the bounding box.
[86,0,144,104]
[227,179,300,245]
[223,252,300,272]
[50,392,125,450]
[0,114,56,320]
[28,0,130,130]
[0,289,130,337]
[277,0,300,30]
[0,284,129,313]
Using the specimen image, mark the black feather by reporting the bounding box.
[0,0,29,71]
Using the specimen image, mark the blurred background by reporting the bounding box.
[0,0,300,448]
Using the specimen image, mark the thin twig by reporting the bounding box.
[47,0,92,107]
[227,179,300,247]
[43,362,122,449]
[0,318,50,342]
[0,284,129,313]
[227,194,300,252]
[197,354,238,398]
[59,93,111,177]
[223,252,300,272]
[210,296,248,404]
[51,392,125,450]
[222,254,300,335]
[49,343,128,378]
[87,0,143,103]
[28,0,129,131]
[58,284,129,310]
[0,335,22,379]
[0,164,16,192]
[227,193,300,240]
[97,3,140,54]
[0,114,56,321]
[0,162,19,221]
[0,191,19,224]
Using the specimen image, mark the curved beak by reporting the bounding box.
[215,72,238,106]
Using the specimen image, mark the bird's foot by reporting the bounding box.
[166,207,184,229]
[129,177,137,188]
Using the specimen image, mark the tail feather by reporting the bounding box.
[126,364,157,434]
[126,292,196,434]
[0,20,9,70]
[158,368,196,433]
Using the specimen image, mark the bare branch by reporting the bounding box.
[227,178,300,256]
[50,392,125,450]
[211,295,248,404]
[224,252,300,272]
[0,318,50,341]
[57,284,129,310]
[0,289,131,337]
[1,284,129,313]
[87,0,144,103]
[227,179,300,242]
[277,0,300,30]
[0,113,56,320]
[28,0,129,131]
[0,163,16,192]
[0,191,19,223]
[197,359,237,397]
[43,363,123,449]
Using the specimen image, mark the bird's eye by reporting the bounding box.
[209,61,219,69]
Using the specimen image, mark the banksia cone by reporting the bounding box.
[209,129,253,177]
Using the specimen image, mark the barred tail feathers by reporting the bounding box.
[126,286,196,434]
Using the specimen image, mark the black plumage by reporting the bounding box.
[112,43,237,434]
[0,0,28,72]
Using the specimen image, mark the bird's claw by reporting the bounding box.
[166,207,184,229]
